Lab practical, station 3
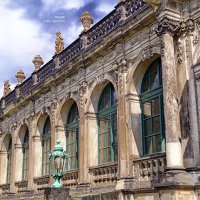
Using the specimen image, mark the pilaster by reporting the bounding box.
[155,17,184,169]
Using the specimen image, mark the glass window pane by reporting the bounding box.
[143,76,150,92]
[152,98,160,116]
[144,101,151,118]
[153,117,160,134]
[153,135,161,153]
[144,119,152,136]
[107,147,111,162]
[145,137,152,155]
[150,62,157,73]
[150,72,159,90]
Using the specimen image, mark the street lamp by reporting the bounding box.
[49,140,68,188]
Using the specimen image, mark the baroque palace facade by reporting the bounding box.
[1,0,200,199]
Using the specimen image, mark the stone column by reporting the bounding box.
[0,151,7,185]
[10,135,16,193]
[155,18,184,169]
[14,144,23,182]
[27,115,36,190]
[116,59,129,178]
[76,81,89,186]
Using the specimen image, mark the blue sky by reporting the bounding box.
[0,0,117,96]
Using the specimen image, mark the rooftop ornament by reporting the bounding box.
[32,55,44,71]
[49,140,68,188]
[80,11,94,33]
[15,70,26,86]
[3,80,11,97]
[55,31,64,55]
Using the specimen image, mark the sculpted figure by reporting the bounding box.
[3,80,11,97]
[143,0,161,11]
[55,31,64,54]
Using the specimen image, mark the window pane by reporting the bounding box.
[143,76,149,92]
[107,147,111,162]
[144,101,151,118]
[153,117,160,134]
[145,137,152,155]
[150,62,157,73]
[150,72,159,90]
[144,119,152,136]
[152,98,160,116]
[153,135,161,153]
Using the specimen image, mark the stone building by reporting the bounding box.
[0,0,200,199]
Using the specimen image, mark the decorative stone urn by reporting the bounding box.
[15,70,26,85]
[80,11,94,33]
[32,55,44,71]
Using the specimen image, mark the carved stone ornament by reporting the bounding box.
[15,70,26,85]
[154,17,180,36]
[143,0,161,11]
[80,11,94,33]
[32,55,44,71]
[3,80,11,97]
[195,73,200,82]
[55,31,64,55]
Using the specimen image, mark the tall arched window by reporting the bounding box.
[66,103,79,171]
[42,117,51,176]
[98,83,117,164]
[6,138,12,184]
[141,58,165,155]
[22,130,29,180]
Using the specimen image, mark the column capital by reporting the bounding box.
[154,17,180,36]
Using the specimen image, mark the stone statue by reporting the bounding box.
[143,0,161,11]
[55,31,64,55]
[3,80,11,97]
[80,11,94,33]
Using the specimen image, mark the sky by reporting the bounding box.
[0,0,117,96]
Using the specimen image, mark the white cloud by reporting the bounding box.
[0,0,54,96]
[42,0,92,11]
[95,2,114,14]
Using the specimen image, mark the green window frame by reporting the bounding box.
[42,117,51,176]
[6,139,12,184]
[66,103,79,171]
[141,58,165,155]
[98,83,118,164]
[22,130,29,180]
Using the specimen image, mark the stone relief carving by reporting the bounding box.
[143,0,161,11]
[154,17,180,36]
[177,39,183,65]
[141,45,154,61]
[195,73,200,82]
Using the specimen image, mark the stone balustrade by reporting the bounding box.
[0,184,10,195]
[89,163,118,186]
[133,154,166,181]
[34,175,50,193]
[62,170,79,187]
[15,180,28,194]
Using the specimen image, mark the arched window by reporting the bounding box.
[6,138,12,184]
[141,58,165,155]
[66,103,79,171]
[22,130,29,180]
[42,117,51,176]
[98,83,117,164]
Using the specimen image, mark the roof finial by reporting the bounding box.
[80,11,94,33]
[15,70,26,86]
[32,55,44,71]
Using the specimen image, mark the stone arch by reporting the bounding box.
[33,113,50,177]
[86,80,117,167]
[14,124,29,181]
[0,133,12,184]
[126,55,161,157]
[56,98,79,150]
[86,75,118,114]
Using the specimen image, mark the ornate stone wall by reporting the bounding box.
[0,0,200,199]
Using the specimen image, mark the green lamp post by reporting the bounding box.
[49,140,68,188]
